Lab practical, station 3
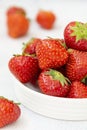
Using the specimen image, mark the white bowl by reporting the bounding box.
[14,79,87,121]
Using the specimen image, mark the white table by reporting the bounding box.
[0,0,87,129]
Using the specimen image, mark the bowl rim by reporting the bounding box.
[16,79,87,102]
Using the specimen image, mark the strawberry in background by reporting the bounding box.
[64,21,87,51]
[7,6,29,38]
[36,10,56,29]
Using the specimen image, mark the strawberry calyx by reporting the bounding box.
[70,22,87,42]
[13,53,36,57]
[46,69,70,86]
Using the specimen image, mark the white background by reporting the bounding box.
[0,0,87,129]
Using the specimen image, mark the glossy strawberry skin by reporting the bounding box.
[23,38,41,55]
[66,49,87,81]
[7,13,29,38]
[36,10,56,29]
[7,6,26,16]
[8,55,39,83]
[0,97,21,128]
[36,39,68,70]
[38,69,70,97]
[67,81,87,98]
[64,21,87,51]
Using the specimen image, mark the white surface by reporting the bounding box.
[0,0,87,129]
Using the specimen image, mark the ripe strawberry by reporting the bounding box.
[8,54,39,83]
[22,38,41,55]
[64,21,87,51]
[7,13,29,38]
[38,69,70,97]
[36,10,56,29]
[0,97,21,128]
[36,39,68,69]
[67,81,87,98]
[7,6,26,16]
[66,49,87,81]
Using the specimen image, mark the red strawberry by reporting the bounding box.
[36,39,68,69]
[36,10,56,29]
[67,81,87,98]
[8,55,39,83]
[7,13,29,38]
[7,6,26,16]
[66,49,87,81]
[22,38,41,55]
[64,21,87,51]
[38,69,70,97]
[0,97,21,128]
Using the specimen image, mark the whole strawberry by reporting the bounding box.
[38,69,70,97]
[66,49,87,81]
[0,97,21,128]
[22,38,41,55]
[7,6,26,16]
[36,39,68,69]
[8,54,39,83]
[64,21,87,51]
[36,10,56,29]
[67,81,87,98]
[7,13,29,38]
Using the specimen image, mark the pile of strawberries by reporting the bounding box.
[8,21,87,98]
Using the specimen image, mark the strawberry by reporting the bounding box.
[36,10,56,29]
[64,21,87,51]
[7,13,29,38]
[66,49,87,81]
[8,54,39,83]
[38,69,70,97]
[36,39,68,69]
[22,38,41,55]
[67,81,87,98]
[7,6,26,16]
[0,97,21,128]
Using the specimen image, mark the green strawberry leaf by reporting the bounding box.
[70,22,87,42]
[47,69,70,86]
